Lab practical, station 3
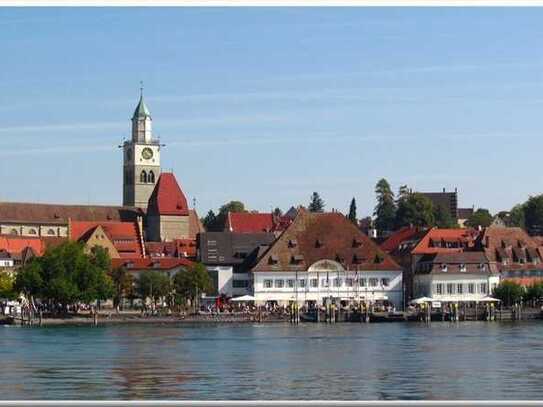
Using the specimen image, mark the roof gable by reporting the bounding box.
[147,173,189,216]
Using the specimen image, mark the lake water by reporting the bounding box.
[1,321,543,400]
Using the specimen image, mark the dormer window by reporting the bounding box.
[352,238,363,248]
[336,254,345,264]
[125,261,134,269]
[315,239,323,248]
[268,255,279,265]
[459,264,466,272]
[478,263,486,271]
[291,254,304,264]
[288,239,298,248]
[441,264,448,272]
[353,254,362,264]
[152,261,161,269]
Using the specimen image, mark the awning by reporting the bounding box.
[231,295,255,302]
[478,296,501,302]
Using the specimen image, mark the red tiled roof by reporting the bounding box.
[226,212,292,233]
[411,228,478,255]
[252,209,401,272]
[0,235,45,256]
[380,226,426,253]
[111,257,193,271]
[147,173,189,216]
[70,221,144,258]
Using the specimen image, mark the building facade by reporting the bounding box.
[251,209,403,309]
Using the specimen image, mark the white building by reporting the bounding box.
[413,252,500,302]
[250,209,404,309]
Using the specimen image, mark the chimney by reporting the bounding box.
[443,188,446,193]
[455,187,458,193]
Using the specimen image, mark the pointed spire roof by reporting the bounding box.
[132,93,151,119]
[147,173,189,216]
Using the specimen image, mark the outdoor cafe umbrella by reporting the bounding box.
[409,297,433,305]
[231,295,256,302]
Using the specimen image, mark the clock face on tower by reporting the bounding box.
[141,147,153,160]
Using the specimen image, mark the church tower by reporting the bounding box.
[122,90,161,209]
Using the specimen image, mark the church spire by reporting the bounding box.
[132,82,151,119]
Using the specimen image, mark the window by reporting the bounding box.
[457,284,463,294]
[274,279,284,288]
[321,279,329,288]
[480,283,487,294]
[441,264,448,272]
[459,264,466,272]
[345,278,353,287]
[492,283,497,292]
[47,229,55,235]
[298,279,307,288]
[369,278,378,287]
[468,283,475,294]
[447,283,454,295]
[264,279,273,288]
[287,279,295,288]
[333,278,342,287]
[10,229,18,235]
[28,229,37,235]
[381,278,390,287]
[436,283,443,295]
[148,170,155,183]
[140,170,147,183]
[233,280,249,288]
[310,279,318,288]
[359,278,367,287]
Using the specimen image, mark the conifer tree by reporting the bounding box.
[347,197,357,224]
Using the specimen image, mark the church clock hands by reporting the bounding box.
[141,147,153,160]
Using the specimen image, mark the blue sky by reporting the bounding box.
[1,7,543,218]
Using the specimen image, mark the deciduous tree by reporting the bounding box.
[465,208,493,228]
[395,192,435,228]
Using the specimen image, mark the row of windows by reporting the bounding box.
[263,277,391,289]
[8,228,57,236]
[232,280,249,288]
[434,283,493,295]
[124,170,156,185]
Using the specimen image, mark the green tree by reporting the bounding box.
[202,210,218,231]
[0,273,17,300]
[109,266,135,309]
[347,197,357,225]
[14,241,113,312]
[465,208,493,228]
[493,281,524,307]
[524,195,543,234]
[308,192,325,213]
[374,179,396,232]
[217,200,247,231]
[395,192,435,228]
[509,204,526,228]
[137,271,171,308]
[173,263,214,311]
[433,204,457,228]
[525,282,543,305]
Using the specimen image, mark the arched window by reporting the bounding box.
[10,229,18,235]
[47,229,55,236]
[28,228,37,235]
[148,170,155,183]
[140,170,147,183]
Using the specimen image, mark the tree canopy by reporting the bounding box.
[433,204,457,228]
[465,208,493,228]
[308,192,325,213]
[493,281,524,307]
[109,266,135,308]
[203,201,247,231]
[347,197,357,225]
[395,192,435,228]
[374,178,396,232]
[0,273,17,300]
[14,242,113,310]
[137,270,171,307]
[173,263,214,308]
[523,195,543,235]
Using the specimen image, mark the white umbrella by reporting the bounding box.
[479,296,501,302]
[410,297,433,304]
[231,295,256,302]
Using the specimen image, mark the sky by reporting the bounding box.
[1,7,543,218]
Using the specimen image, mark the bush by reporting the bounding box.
[493,281,525,307]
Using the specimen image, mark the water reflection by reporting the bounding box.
[2,322,543,400]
